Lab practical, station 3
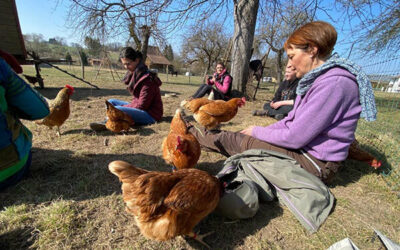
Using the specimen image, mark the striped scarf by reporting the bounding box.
[296,53,377,121]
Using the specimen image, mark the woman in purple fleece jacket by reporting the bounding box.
[187,21,376,183]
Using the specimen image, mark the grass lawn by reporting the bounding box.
[0,65,399,249]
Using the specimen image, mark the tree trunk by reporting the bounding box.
[276,48,284,84]
[141,25,151,62]
[230,0,259,93]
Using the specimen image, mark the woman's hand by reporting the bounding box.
[240,126,256,136]
[271,101,283,109]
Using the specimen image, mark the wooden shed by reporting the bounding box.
[0,0,26,63]
[145,46,171,73]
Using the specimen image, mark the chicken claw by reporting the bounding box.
[187,231,214,249]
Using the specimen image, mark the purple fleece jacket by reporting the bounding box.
[252,67,362,161]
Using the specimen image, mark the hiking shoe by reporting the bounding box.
[275,114,284,120]
[252,110,268,116]
[90,119,107,131]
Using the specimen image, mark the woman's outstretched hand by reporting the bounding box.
[240,126,256,136]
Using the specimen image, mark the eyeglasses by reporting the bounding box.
[216,67,224,69]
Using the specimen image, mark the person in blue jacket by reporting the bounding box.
[0,55,49,191]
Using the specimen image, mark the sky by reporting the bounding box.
[13,0,373,59]
[16,0,81,44]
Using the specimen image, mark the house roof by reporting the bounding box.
[146,46,171,65]
[0,0,26,62]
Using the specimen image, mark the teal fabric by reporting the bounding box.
[296,53,377,121]
[0,58,49,181]
[216,149,335,233]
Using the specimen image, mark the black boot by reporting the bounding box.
[252,110,269,116]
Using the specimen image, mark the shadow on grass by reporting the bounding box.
[0,227,35,249]
[0,150,284,249]
[329,145,391,188]
[62,127,156,137]
[35,87,179,101]
[186,202,282,249]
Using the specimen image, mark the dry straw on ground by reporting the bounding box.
[0,65,399,249]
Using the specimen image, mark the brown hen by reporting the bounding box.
[347,139,382,169]
[180,97,214,114]
[108,160,222,247]
[35,84,74,136]
[105,100,135,133]
[162,109,201,171]
[192,97,246,129]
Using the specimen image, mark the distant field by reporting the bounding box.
[0,65,398,249]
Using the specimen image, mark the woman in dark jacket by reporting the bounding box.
[90,47,163,130]
[253,64,299,120]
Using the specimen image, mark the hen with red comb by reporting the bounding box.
[35,85,74,136]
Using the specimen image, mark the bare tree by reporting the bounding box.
[257,0,315,83]
[181,22,229,79]
[66,0,171,60]
[332,0,400,54]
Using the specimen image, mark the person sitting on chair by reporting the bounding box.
[190,62,232,100]
[253,63,299,120]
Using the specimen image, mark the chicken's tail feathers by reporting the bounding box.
[175,108,187,117]
[108,160,148,181]
[171,108,188,133]
[105,100,117,112]
[180,99,188,108]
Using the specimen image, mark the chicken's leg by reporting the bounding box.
[187,231,214,249]
[56,126,61,137]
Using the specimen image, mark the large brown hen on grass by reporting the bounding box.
[162,109,201,171]
[108,160,222,247]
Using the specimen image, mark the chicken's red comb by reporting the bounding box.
[241,97,246,103]
[65,84,74,90]
[65,84,75,94]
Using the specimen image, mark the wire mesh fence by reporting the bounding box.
[352,53,400,194]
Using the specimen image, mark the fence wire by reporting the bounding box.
[352,53,400,194]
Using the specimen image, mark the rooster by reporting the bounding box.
[35,84,74,136]
[105,100,135,133]
[108,160,222,248]
[162,109,201,171]
[190,97,246,130]
[347,139,382,169]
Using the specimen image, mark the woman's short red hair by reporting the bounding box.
[284,21,337,59]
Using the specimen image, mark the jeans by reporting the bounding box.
[107,99,156,125]
[0,151,32,191]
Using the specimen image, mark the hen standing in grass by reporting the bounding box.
[35,84,74,136]
[108,160,222,248]
[105,100,135,133]
[162,109,201,171]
